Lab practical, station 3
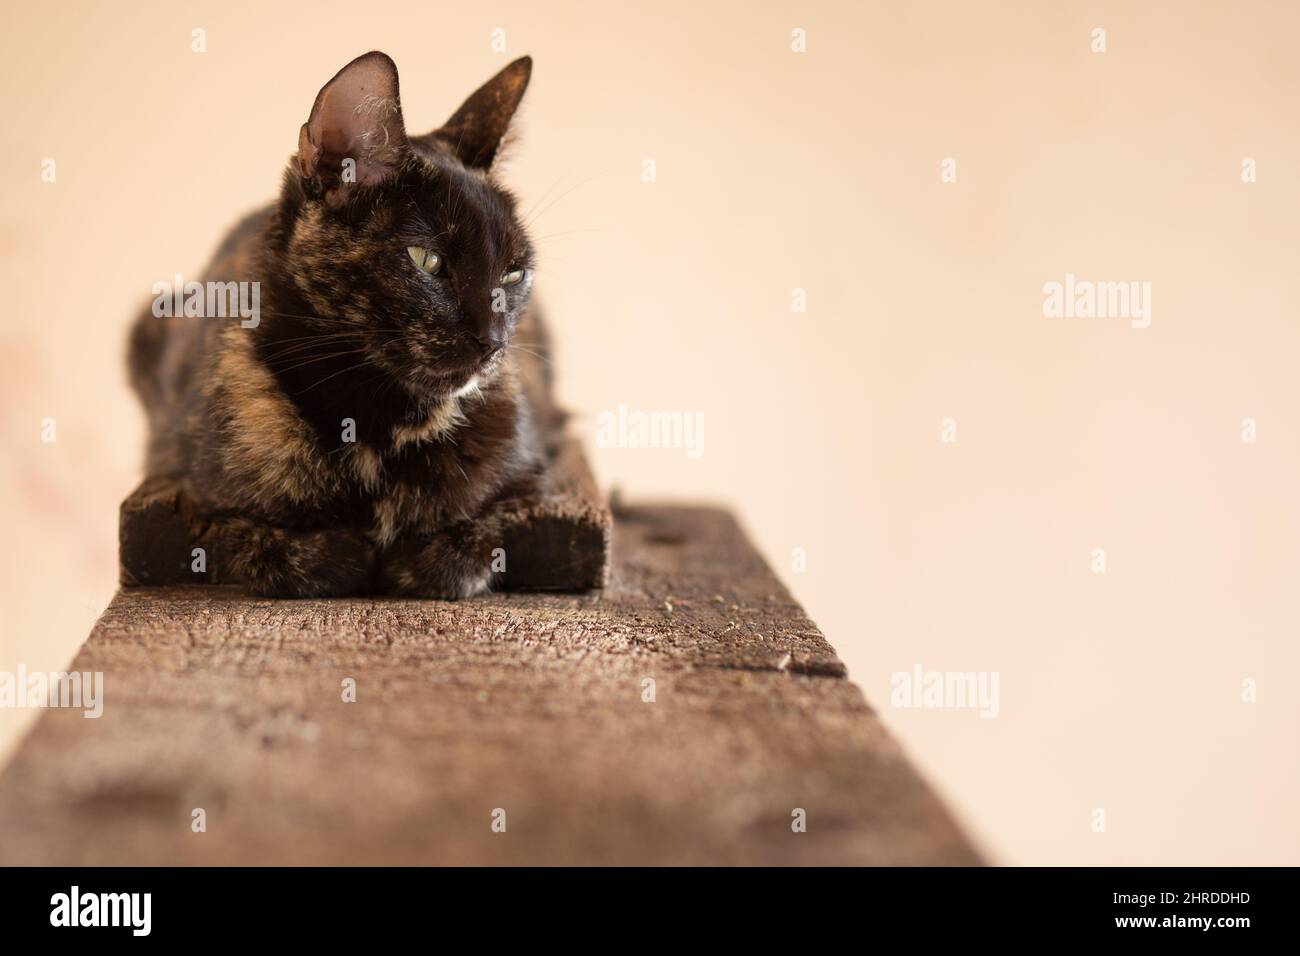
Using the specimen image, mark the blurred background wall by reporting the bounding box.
[1,0,1297,864]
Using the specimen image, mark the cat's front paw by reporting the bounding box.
[377,531,494,600]
[227,522,376,598]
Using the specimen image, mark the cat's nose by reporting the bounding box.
[476,335,506,360]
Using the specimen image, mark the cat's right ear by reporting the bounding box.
[298,52,409,204]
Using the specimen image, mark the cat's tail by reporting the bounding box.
[127,304,204,477]
[514,299,567,456]
[126,306,168,409]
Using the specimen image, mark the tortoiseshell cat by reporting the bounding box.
[128,52,561,598]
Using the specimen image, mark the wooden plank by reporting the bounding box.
[0,504,981,865]
[118,434,611,592]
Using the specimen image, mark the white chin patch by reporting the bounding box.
[453,376,481,398]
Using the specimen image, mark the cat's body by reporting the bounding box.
[128,52,560,598]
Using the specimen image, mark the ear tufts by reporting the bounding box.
[298,51,409,203]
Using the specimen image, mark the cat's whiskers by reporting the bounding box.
[364,365,401,406]
[295,356,391,396]
[259,308,366,325]
[258,329,406,363]
[256,324,366,340]
[529,227,610,242]
[264,347,375,377]
[519,170,607,232]
[519,174,566,228]
[259,335,366,361]
[505,343,551,366]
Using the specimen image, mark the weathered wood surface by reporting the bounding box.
[119,434,611,591]
[0,503,980,865]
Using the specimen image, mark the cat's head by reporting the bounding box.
[280,51,534,398]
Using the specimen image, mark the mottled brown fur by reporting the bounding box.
[128,52,561,598]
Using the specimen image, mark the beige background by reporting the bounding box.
[2,0,1297,865]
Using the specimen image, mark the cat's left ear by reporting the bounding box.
[432,56,532,169]
[298,51,409,202]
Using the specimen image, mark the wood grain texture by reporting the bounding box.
[0,504,981,865]
[119,434,611,591]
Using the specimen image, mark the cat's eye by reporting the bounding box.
[501,267,525,286]
[407,246,441,275]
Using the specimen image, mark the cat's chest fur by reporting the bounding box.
[342,390,523,545]
[202,326,532,542]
